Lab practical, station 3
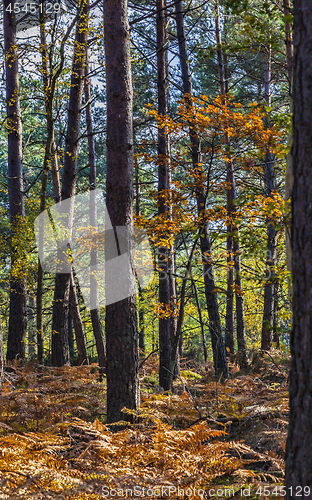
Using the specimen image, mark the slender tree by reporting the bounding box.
[135,159,145,354]
[36,10,60,364]
[284,0,293,306]
[175,0,228,379]
[28,296,36,359]
[0,315,3,393]
[52,0,88,366]
[215,4,247,363]
[69,274,89,365]
[37,7,88,365]
[157,0,178,390]
[261,43,277,351]
[181,233,208,365]
[285,0,312,490]
[84,56,106,374]
[215,4,234,354]
[4,0,27,362]
[104,0,140,423]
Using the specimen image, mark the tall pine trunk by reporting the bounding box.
[215,4,234,354]
[157,0,177,390]
[261,44,277,351]
[104,0,139,423]
[175,0,228,379]
[215,4,247,362]
[284,0,293,307]
[0,316,3,393]
[40,11,88,367]
[285,0,312,490]
[28,296,36,359]
[135,159,145,354]
[84,56,106,374]
[4,0,27,362]
[36,10,59,364]
[69,274,89,365]
[51,0,88,366]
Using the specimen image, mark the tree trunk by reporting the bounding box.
[36,12,55,365]
[283,0,292,93]
[261,44,277,351]
[42,17,88,369]
[285,0,312,490]
[200,226,229,379]
[272,281,279,348]
[192,276,208,366]
[68,306,75,364]
[215,3,246,357]
[215,3,225,96]
[4,0,27,362]
[28,296,36,360]
[69,274,89,365]
[233,238,247,361]
[104,0,139,423]
[261,164,277,351]
[84,55,106,375]
[225,166,235,355]
[284,0,293,307]
[0,316,3,394]
[51,0,88,366]
[168,235,198,388]
[135,159,145,354]
[175,0,228,379]
[157,0,176,391]
[182,233,208,365]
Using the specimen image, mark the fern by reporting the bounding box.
[0,357,288,499]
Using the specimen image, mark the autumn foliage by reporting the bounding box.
[0,353,289,499]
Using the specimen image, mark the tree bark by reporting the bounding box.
[285,0,312,490]
[175,0,228,379]
[52,0,88,366]
[104,0,139,423]
[4,0,27,362]
[84,55,106,374]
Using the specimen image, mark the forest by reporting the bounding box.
[0,0,311,497]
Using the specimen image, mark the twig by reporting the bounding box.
[0,471,49,499]
[139,349,159,370]
[262,350,284,373]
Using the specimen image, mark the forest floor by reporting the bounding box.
[0,350,290,499]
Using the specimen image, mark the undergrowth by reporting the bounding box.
[0,351,289,499]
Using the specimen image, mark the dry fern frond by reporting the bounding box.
[0,359,288,499]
